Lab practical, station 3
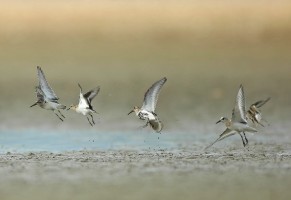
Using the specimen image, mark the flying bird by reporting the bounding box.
[30,66,66,121]
[67,83,100,126]
[128,77,167,133]
[247,97,271,127]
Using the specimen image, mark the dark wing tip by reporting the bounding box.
[36,66,42,72]
[157,77,167,86]
[91,86,101,95]
[36,66,45,79]
[253,97,271,108]
[162,77,167,83]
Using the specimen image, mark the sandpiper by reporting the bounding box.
[30,66,66,121]
[206,85,257,149]
[67,83,100,126]
[128,77,167,133]
[247,97,271,127]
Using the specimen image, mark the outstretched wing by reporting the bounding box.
[84,86,100,104]
[232,84,247,123]
[37,66,59,101]
[35,86,45,102]
[205,128,235,149]
[141,77,167,112]
[251,97,271,108]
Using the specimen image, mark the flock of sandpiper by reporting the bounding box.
[30,66,270,149]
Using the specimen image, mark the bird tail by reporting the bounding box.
[246,126,257,133]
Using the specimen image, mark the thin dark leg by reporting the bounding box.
[239,132,246,147]
[86,116,93,126]
[258,122,265,127]
[90,114,95,124]
[58,110,65,118]
[251,118,255,124]
[54,112,64,122]
[243,132,249,145]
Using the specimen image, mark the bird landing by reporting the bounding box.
[128,77,167,133]
[207,84,257,149]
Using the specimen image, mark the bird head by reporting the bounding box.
[67,104,77,111]
[216,117,228,124]
[128,106,140,115]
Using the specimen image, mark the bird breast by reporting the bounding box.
[138,110,156,121]
[76,107,89,116]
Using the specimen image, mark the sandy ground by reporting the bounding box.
[0,148,291,200]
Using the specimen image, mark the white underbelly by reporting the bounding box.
[76,107,90,116]
[139,110,156,120]
[231,122,257,132]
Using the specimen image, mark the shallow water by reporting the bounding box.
[0,130,179,153]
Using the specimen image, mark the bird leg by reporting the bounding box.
[258,121,265,127]
[89,114,95,124]
[54,111,64,122]
[239,132,246,147]
[86,116,93,126]
[243,132,249,145]
[58,110,65,118]
[253,118,264,127]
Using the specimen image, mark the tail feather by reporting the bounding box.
[246,126,257,133]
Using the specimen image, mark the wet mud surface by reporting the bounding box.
[0,141,291,200]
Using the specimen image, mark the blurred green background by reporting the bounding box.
[0,0,290,129]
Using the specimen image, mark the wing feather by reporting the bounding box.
[141,77,167,112]
[35,86,45,102]
[37,66,59,101]
[252,97,271,108]
[84,86,100,103]
[232,84,247,123]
